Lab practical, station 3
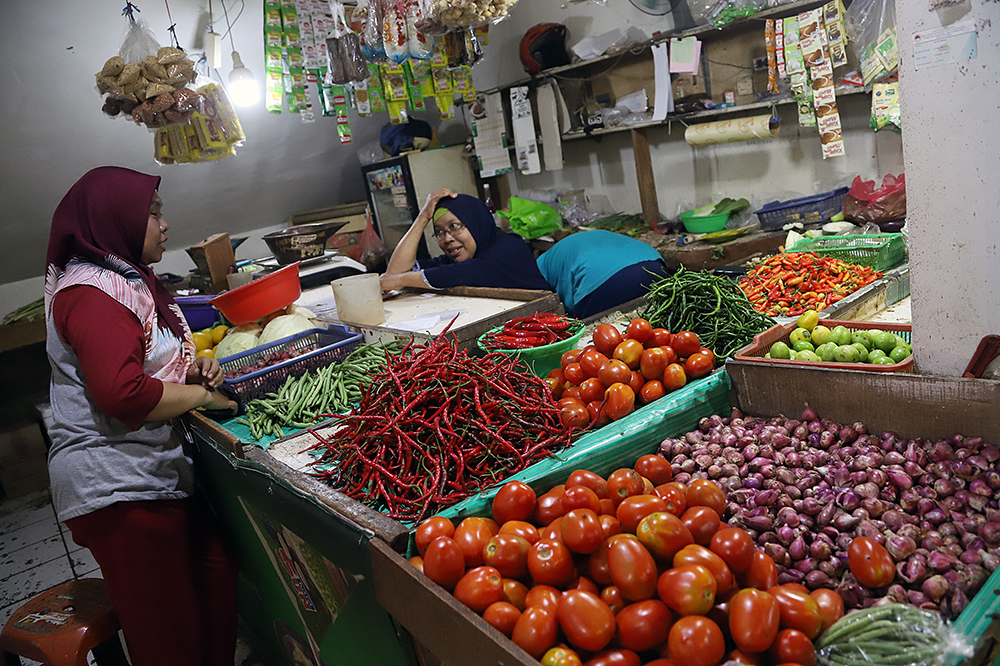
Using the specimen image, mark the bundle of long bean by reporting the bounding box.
[304,331,575,523]
[2,298,44,326]
[641,266,776,359]
[235,341,400,440]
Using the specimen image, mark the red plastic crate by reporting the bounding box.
[733,319,913,372]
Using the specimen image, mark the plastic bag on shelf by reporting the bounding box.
[497,198,562,239]
[406,0,435,59]
[842,173,906,224]
[846,0,898,86]
[96,17,201,127]
[557,202,598,228]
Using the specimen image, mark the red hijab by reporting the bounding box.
[46,166,186,338]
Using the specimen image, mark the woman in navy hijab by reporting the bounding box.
[379,189,551,292]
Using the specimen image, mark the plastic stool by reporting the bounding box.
[0,578,128,666]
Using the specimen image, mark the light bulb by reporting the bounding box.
[228,50,260,106]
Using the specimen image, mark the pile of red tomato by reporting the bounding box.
[410,456,846,666]
[546,319,716,429]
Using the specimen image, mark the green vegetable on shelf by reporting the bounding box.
[691,197,750,217]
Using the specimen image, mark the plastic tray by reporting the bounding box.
[218,326,363,402]
[733,319,913,372]
[755,187,849,230]
[790,233,906,271]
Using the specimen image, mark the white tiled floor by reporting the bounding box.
[0,490,263,665]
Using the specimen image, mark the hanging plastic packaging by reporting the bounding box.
[427,0,521,27]
[846,0,898,87]
[325,1,368,84]
[383,0,410,63]
[358,0,387,60]
[406,0,435,60]
[842,173,906,224]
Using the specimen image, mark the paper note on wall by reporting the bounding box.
[651,43,674,122]
[470,92,513,178]
[684,114,779,147]
[536,83,564,171]
[510,86,541,175]
[669,37,701,74]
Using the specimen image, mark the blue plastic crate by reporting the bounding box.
[755,187,849,230]
[218,326,363,403]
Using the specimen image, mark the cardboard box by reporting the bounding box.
[0,456,49,498]
[0,421,47,467]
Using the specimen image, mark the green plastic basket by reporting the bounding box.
[790,233,906,271]
[477,322,586,378]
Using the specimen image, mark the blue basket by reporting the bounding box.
[755,187,849,230]
[218,326,363,403]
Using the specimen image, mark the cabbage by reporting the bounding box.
[286,304,316,320]
[215,323,262,360]
[259,314,313,346]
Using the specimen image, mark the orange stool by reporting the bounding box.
[0,578,128,666]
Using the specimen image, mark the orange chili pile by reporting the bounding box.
[738,252,882,316]
[303,327,575,523]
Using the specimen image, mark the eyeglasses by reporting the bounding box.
[433,221,466,240]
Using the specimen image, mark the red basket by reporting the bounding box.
[733,319,913,373]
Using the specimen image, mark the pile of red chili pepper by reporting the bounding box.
[737,252,882,316]
[303,329,576,523]
[480,312,581,350]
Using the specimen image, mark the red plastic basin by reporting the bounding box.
[209,262,301,325]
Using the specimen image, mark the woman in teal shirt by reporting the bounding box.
[537,229,670,319]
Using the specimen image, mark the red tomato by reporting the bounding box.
[561,509,605,555]
[674,544,733,593]
[528,540,576,588]
[483,601,521,636]
[564,362,586,386]
[525,585,561,611]
[646,328,674,348]
[414,516,455,556]
[545,376,564,399]
[613,339,645,369]
[541,519,563,544]
[681,506,721,546]
[483,534,531,579]
[662,363,687,392]
[627,371,645,395]
[768,628,816,666]
[634,454,673,485]
[598,359,632,387]
[653,483,688,517]
[453,517,496,568]
[710,527,756,573]
[684,352,715,380]
[512,606,559,659]
[729,588,780,653]
[493,481,537,525]
[659,345,678,365]
[644,661,679,666]
[549,367,567,383]
[657,564,717,616]
[697,348,716,365]
[725,649,763,665]
[588,541,614,586]
[580,377,607,404]
[580,350,610,379]
[639,347,670,380]
[499,520,540,545]
[810,589,845,634]
[848,536,895,588]
[542,646,584,666]
[568,575,600,595]
[599,499,616,516]
[454,566,504,613]
[588,401,611,427]
[626,318,654,343]
[686,479,727,517]
[768,584,824,639]
[671,331,702,358]
[564,386,584,402]
[738,551,779,591]
[409,555,423,572]
[503,578,529,610]
[636,511,694,561]
[557,589,616,652]
[617,495,669,533]
[598,515,621,540]
[600,585,625,614]
[562,485,602,514]
[639,380,666,405]
[608,536,658,601]
[567,469,610,499]
[561,349,582,370]
[582,649,642,666]
[667,616,725,666]
[616,599,672,652]
[535,486,567,525]
[607,468,645,506]
[604,383,636,421]
[593,324,624,357]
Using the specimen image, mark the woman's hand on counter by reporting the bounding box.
[380,271,428,292]
[187,355,224,388]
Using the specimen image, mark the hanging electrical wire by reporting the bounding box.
[122,1,141,24]
[162,0,180,48]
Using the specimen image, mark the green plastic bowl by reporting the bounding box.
[478,322,586,378]
[680,209,730,234]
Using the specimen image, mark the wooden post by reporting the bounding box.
[631,128,659,227]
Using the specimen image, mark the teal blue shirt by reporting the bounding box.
[536,230,662,313]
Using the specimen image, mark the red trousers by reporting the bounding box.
[65,497,239,666]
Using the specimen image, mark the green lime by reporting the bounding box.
[851,342,870,359]
[874,331,897,353]
[873,355,895,365]
[770,341,792,359]
[831,326,853,346]
[796,310,820,332]
[789,328,811,345]
[834,345,860,363]
[810,325,832,346]
[851,331,873,350]
[792,340,816,353]
[867,349,888,363]
[889,345,911,363]
[794,350,822,362]
[816,342,838,362]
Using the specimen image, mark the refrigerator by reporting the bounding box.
[361,144,479,261]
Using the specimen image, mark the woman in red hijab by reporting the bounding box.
[44,167,239,666]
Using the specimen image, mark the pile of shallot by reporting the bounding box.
[657,404,1000,619]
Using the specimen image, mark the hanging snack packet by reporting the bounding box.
[325,1,368,84]
[765,20,779,94]
[870,80,901,132]
[383,0,410,64]
[406,0,435,60]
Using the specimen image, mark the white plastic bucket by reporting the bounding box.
[331,273,385,325]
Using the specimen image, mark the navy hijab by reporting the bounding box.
[417,194,552,291]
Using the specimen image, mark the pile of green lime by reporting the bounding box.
[765,310,912,365]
